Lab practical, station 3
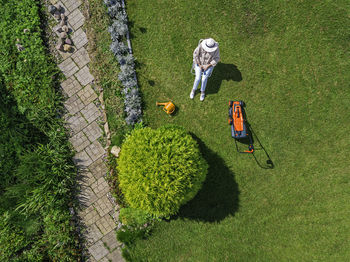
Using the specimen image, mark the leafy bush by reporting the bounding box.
[116,226,146,247]
[111,133,125,147]
[117,125,208,217]
[119,207,152,226]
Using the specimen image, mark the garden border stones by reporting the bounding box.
[48,3,75,53]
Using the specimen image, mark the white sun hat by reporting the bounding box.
[201,38,218,52]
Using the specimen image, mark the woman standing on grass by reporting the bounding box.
[190,38,220,101]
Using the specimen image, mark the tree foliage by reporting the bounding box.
[117,125,208,217]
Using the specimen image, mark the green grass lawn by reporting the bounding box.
[125,0,350,261]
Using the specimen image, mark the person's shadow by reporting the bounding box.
[178,134,240,222]
[206,63,242,94]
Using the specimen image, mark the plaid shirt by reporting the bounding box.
[193,45,220,66]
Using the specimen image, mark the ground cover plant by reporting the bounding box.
[0,0,80,260]
[121,0,350,261]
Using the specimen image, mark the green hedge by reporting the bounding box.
[0,1,80,261]
[117,125,208,217]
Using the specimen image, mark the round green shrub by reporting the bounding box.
[117,125,207,217]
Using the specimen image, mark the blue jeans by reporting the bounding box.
[192,64,214,92]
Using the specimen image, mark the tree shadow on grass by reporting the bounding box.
[205,63,242,95]
[178,134,240,222]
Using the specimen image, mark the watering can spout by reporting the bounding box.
[156,101,175,115]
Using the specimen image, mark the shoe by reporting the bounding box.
[190,89,195,99]
[200,92,205,101]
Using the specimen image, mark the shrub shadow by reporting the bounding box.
[178,134,240,222]
[205,63,242,95]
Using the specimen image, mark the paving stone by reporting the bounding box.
[88,240,109,261]
[61,76,82,97]
[71,47,90,68]
[72,28,88,49]
[64,94,84,115]
[81,103,101,123]
[75,66,95,86]
[79,204,93,217]
[84,223,103,245]
[95,213,115,235]
[83,122,102,142]
[78,185,97,208]
[100,257,109,262]
[94,195,114,218]
[85,140,105,162]
[83,206,101,226]
[66,113,88,134]
[106,249,124,262]
[77,84,97,105]
[61,0,82,12]
[91,177,110,198]
[67,8,85,30]
[78,170,96,187]
[69,131,90,152]
[73,150,92,168]
[86,254,98,262]
[58,57,79,77]
[101,230,120,250]
[89,158,108,179]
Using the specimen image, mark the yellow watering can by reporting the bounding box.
[156,101,176,115]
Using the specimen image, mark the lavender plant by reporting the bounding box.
[122,78,137,89]
[120,63,134,74]
[107,3,122,18]
[118,70,134,83]
[114,12,128,23]
[124,92,142,125]
[122,53,135,66]
[103,0,121,7]
[105,0,142,125]
[110,41,128,56]
[108,20,128,41]
[116,53,135,66]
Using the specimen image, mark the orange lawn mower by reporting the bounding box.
[228,100,254,153]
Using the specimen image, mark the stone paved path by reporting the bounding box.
[49,0,124,261]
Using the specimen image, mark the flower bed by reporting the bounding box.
[104,0,142,125]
